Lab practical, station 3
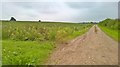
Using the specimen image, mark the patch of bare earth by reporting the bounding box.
[46,25,118,65]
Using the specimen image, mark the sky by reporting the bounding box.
[0,0,119,22]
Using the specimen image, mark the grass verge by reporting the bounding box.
[2,40,55,65]
[99,25,119,41]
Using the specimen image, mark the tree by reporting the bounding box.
[10,17,16,21]
[90,22,93,24]
[39,20,41,22]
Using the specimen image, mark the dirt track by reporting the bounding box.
[46,25,118,65]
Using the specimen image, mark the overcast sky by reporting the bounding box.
[1,0,119,22]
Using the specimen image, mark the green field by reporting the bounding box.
[98,18,120,41]
[2,40,54,65]
[2,21,92,65]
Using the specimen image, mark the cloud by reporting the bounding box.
[2,2,79,22]
[1,2,118,22]
[66,2,118,21]
[2,0,120,2]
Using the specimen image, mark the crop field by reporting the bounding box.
[2,21,92,65]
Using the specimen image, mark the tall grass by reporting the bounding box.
[2,21,92,43]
